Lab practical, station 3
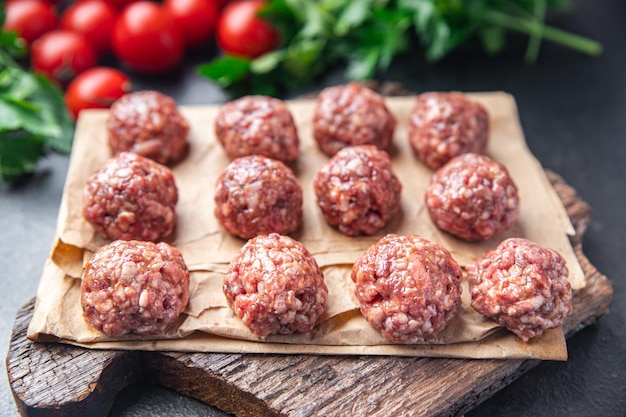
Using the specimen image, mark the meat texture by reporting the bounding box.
[425,153,519,241]
[313,82,396,156]
[468,237,573,341]
[107,90,189,165]
[351,234,463,344]
[83,152,178,241]
[81,240,190,336]
[214,155,303,239]
[313,145,402,236]
[223,233,328,339]
[408,92,489,169]
[214,95,300,162]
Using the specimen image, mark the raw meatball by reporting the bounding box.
[81,240,190,336]
[468,238,573,341]
[107,90,189,165]
[313,145,402,236]
[313,83,396,156]
[214,155,303,239]
[214,95,299,162]
[351,234,462,344]
[223,233,328,339]
[408,92,489,169]
[425,153,519,241]
[83,152,178,242]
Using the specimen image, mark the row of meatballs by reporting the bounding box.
[82,140,517,246]
[82,233,572,344]
[104,82,487,169]
[80,85,571,346]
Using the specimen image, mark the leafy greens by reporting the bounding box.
[0,10,74,183]
[198,0,602,96]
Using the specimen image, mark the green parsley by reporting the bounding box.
[198,0,602,96]
[0,10,74,184]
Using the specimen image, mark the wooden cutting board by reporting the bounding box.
[6,170,613,417]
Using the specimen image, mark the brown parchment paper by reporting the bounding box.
[27,92,584,360]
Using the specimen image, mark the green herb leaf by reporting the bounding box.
[335,0,372,36]
[36,73,75,153]
[197,56,252,87]
[0,131,45,183]
[251,50,285,74]
[480,25,506,55]
[282,38,326,78]
[0,66,73,148]
[0,49,75,183]
[346,47,381,80]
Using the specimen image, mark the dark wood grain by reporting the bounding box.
[5,171,613,417]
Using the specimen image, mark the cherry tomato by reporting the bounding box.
[216,0,232,9]
[31,30,98,85]
[65,67,131,119]
[164,0,219,49]
[3,0,57,45]
[60,0,117,55]
[216,0,279,59]
[78,0,139,11]
[111,1,184,74]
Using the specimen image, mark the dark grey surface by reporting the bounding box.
[3,1,626,416]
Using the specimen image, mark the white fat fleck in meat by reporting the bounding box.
[245,180,263,208]
[120,261,138,281]
[139,289,150,309]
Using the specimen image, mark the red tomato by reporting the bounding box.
[78,0,139,11]
[164,0,219,49]
[111,1,184,74]
[216,0,279,59]
[60,0,117,55]
[3,0,57,45]
[65,67,131,119]
[216,0,231,9]
[31,30,98,85]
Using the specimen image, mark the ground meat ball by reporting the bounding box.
[214,155,303,239]
[223,233,328,339]
[83,152,178,241]
[313,145,402,236]
[468,238,573,341]
[214,95,299,162]
[313,83,396,156]
[408,92,489,169]
[351,234,462,344]
[425,153,519,241]
[107,90,189,165]
[81,240,190,336]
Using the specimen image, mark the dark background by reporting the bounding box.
[2,0,625,416]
